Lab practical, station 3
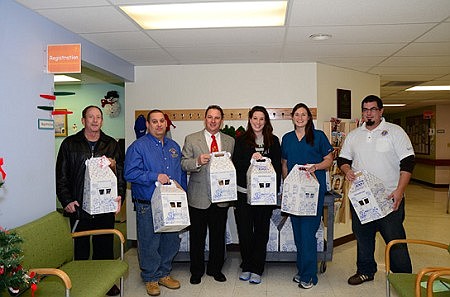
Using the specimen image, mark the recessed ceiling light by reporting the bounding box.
[120,1,287,30]
[309,33,332,41]
[384,104,406,107]
[54,75,80,82]
[406,85,450,91]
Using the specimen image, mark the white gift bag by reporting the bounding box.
[348,170,393,224]
[316,218,325,252]
[82,156,118,215]
[208,151,237,203]
[281,164,320,216]
[246,157,277,205]
[279,217,296,252]
[151,180,190,232]
[279,215,324,252]
[267,209,282,252]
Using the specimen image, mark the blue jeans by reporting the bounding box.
[135,202,180,282]
[351,199,412,276]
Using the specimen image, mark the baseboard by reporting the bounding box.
[411,179,449,188]
[333,234,355,247]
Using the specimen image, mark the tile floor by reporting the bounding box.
[120,182,450,296]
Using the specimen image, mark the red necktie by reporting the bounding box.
[210,135,218,152]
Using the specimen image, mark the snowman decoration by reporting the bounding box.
[101,90,121,118]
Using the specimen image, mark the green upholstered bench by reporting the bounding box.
[8,211,128,297]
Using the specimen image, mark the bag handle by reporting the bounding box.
[210,151,231,158]
[250,156,271,165]
[155,179,177,187]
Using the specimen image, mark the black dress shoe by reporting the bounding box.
[190,275,201,285]
[106,284,120,296]
[207,272,226,282]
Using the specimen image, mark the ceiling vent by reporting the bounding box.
[382,81,425,87]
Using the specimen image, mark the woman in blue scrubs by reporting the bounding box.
[281,103,333,289]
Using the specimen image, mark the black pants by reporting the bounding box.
[188,204,228,277]
[70,212,115,260]
[351,199,412,276]
[234,192,274,275]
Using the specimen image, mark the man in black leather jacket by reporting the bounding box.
[56,105,126,296]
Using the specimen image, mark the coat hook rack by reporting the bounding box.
[135,107,316,122]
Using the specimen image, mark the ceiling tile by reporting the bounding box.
[37,6,138,33]
[80,31,160,50]
[283,43,406,59]
[395,42,450,56]
[380,56,450,67]
[167,45,283,64]
[286,24,434,43]
[110,48,177,65]
[370,66,450,75]
[415,22,450,42]
[15,0,109,9]
[148,27,286,47]
[289,0,450,26]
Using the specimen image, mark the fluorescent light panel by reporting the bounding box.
[384,104,406,107]
[406,85,450,91]
[120,1,287,29]
[54,75,80,82]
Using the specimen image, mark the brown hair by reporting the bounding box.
[291,103,315,146]
[204,105,224,118]
[82,105,103,119]
[242,106,274,149]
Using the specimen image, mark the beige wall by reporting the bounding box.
[436,104,450,159]
[126,63,318,150]
[316,63,380,124]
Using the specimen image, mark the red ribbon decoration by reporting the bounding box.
[0,158,6,180]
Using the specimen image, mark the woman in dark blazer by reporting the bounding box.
[232,106,282,284]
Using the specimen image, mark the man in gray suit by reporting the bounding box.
[181,105,235,285]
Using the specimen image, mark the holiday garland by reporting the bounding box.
[221,125,245,139]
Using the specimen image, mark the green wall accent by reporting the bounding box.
[54,83,125,154]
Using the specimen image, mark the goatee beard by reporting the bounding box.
[366,120,375,126]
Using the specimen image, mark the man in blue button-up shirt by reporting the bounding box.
[124,109,187,296]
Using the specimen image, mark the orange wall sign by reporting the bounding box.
[47,44,81,73]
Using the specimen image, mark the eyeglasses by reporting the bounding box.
[362,107,380,113]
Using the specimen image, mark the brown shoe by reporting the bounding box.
[145,282,160,296]
[158,276,181,289]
